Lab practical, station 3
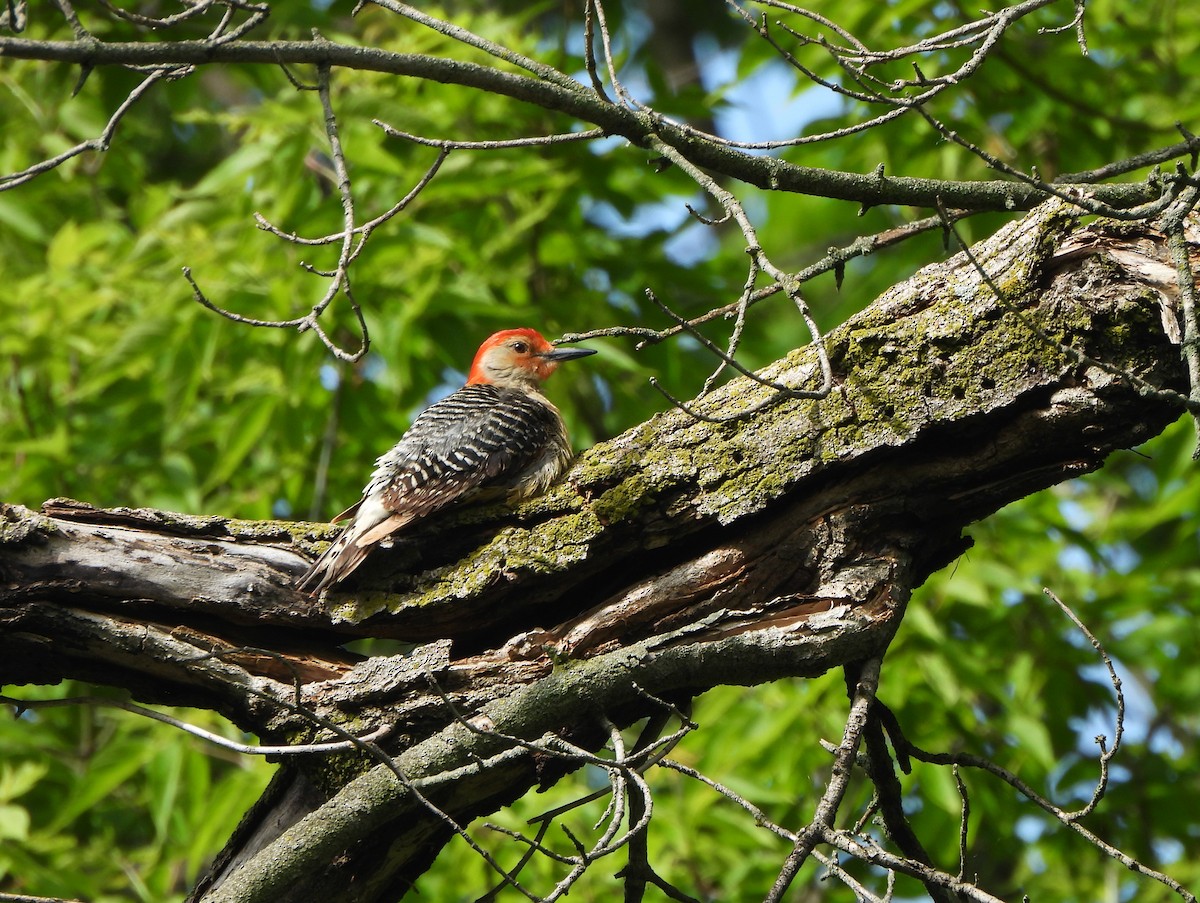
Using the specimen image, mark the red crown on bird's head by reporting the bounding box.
[467,328,594,385]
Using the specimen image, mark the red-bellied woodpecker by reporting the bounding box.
[297,328,596,594]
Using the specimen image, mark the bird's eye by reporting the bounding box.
[511,342,529,354]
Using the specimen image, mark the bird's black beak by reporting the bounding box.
[542,346,598,363]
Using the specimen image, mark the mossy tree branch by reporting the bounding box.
[0,202,1193,900]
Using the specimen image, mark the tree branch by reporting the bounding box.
[0,36,1171,212]
[1,202,1192,901]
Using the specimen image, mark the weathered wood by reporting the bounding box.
[0,201,1192,902]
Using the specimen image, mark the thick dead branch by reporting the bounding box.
[0,202,1193,901]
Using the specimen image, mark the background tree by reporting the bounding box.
[0,2,1198,902]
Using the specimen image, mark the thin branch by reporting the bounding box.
[1158,182,1200,454]
[374,122,606,150]
[659,759,796,842]
[587,0,638,108]
[366,0,585,94]
[810,850,889,903]
[637,124,833,421]
[312,59,359,314]
[51,0,90,41]
[184,64,371,362]
[807,0,1057,68]
[0,35,1167,212]
[473,819,556,902]
[562,210,972,349]
[581,0,611,103]
[644,288,825,403]
[748,0,869,53]
[1055,134,1200,184]
[885,590,1196,903]
[700,254,760,394]
[1042,588,1123,821]
[0,68,178,192]
[183,266,304,330]
[821,828,1008,903]
[764,655,882,903]
[954,767,970,882]
[96,0,224,29]
[423,672,684,898]
[0,693,390,756]
[1038,0,1088,55]
[525,716,695,827]
[907,97,1182,222]
[481,821,578,867]
[255,144,450,247]
[870,0,1058,89]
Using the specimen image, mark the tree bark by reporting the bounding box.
[0,201,1192,901]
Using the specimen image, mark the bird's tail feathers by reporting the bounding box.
[296,531,371,596]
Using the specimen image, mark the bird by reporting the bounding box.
[297,328,596,594]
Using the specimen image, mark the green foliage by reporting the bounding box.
[2,1,1198,900]
[0,683,271,902]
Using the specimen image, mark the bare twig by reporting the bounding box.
[1158,182,1200,454]
[954,767,970,882]
[562,210,972,349]
[659,759,795,842]
[907,99,1182,222]
[255,143,450,247]
[587,0,638,108]
[1038,0,1088,55]
[637,125,833,421]
[367,0,586,94]
[473,819,555,902]
[374,122,606,150]
[185,64,371,362]
[581,0,611,103]
[764,655,882,903]
[1042,588,1124,820]
[0,68,180,192]
[645,288,828,408]
[884,590,1196,903]
[96,0,222,29]
[1055,135,1200,184]
[821,829,1008,903]
[0,693,390,756]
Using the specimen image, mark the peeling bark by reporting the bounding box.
[0,202,1193,902]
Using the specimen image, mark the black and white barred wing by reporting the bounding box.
[297,385,563,593]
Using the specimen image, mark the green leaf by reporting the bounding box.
[0,803,31,841]
[46,738,158,832]
[203,396,279,492]
[1007,712,1057,773]
[0,761,48,802]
